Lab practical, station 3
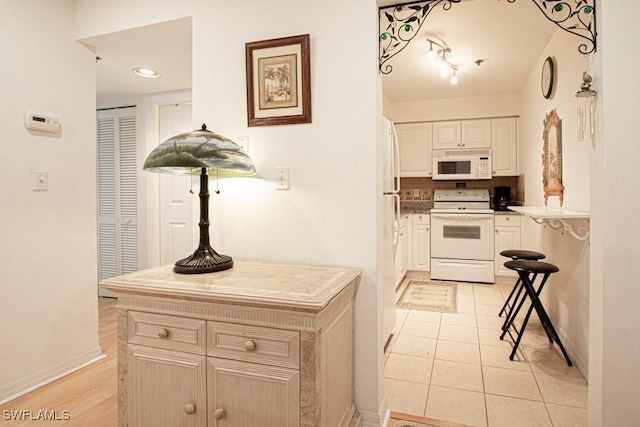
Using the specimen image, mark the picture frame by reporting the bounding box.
[542,109,564,207]
[245,34,312,127]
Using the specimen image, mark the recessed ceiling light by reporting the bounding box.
[132,68,160,78]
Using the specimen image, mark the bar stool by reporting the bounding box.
[500,260,573,366]
[498,250,546,327]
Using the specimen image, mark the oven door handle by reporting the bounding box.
[431,214,492,221]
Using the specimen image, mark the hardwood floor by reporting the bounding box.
[0,297,117,426]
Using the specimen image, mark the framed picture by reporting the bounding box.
[245,34,311,127]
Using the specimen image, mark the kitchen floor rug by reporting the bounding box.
[396,280,457,313]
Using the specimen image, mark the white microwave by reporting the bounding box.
[432,149,492,180]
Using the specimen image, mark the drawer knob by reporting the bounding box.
[213,408,226,420]
[158,328,169,339]
[184,404,195,415]
[244,340,256,351]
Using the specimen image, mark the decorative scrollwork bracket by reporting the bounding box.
[531,217,590,241]
[379,0,596,74]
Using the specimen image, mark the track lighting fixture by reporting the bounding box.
[425,38,459,85]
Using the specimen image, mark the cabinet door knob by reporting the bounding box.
[184,403,195,415]
[213,408,226,420]
[244,340,256,351]
[158,328,169,338]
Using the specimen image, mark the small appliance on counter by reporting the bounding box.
[493,186,512,211]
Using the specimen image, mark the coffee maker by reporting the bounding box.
[493,186,511,211]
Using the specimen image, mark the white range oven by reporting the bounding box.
[430,189,495,283]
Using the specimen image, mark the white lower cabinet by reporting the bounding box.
[494,214,522,276]
[411,214,430,271]
[395,217,408,285]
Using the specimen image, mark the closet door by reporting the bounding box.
[97,107,138,289]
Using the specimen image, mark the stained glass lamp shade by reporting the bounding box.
[143,124,256,274]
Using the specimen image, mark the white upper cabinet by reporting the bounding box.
[491,117,518,176]
[397,122,433,177]
[461,119,492,149]
[432,121,461,150]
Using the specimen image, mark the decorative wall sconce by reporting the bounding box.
[575,72,597,142]
[426,38,459,85]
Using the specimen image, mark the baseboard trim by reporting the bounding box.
[0,346,105,405]
[360,397,390,427]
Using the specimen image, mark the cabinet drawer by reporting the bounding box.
[495,214,521,227]
[128,311,206,355]
[208,322,300,369]
[412,213,430,225]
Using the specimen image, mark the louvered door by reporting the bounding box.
[97,107,138,288]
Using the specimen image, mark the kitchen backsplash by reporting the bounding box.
[400,176,521,204]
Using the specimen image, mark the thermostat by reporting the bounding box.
[25,112,60,133]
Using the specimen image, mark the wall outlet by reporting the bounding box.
[276,166,290,190]
[413,189,420,198]
[236,136,249,153]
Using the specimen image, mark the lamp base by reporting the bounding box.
[173,244,233,274]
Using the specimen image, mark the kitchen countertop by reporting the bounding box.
[400,200,432,215]
[400,204,523,216]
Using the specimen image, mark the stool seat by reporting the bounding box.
[505,260,559,274]
[500,249,546,260]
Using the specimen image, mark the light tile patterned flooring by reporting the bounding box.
[385,275,588,427]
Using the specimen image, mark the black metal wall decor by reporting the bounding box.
[379,0,597,74]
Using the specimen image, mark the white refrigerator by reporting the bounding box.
[382,116,400,344]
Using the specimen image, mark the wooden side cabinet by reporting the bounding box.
[102,262,362,427]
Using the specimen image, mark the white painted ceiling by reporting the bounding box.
[80,17,193,107]
[379,0,558,102]
[80,4,558,107]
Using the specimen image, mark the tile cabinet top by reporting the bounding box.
[101,262,361,310]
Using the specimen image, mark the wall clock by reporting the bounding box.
[541,56,555,99]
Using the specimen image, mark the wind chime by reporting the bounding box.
[575,65,597,143]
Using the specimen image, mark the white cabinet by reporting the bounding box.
[433,120,491,150]
[102,263,361,427]
[397,123,432,177]
[494,214,522,277]
[461,119,492,149]
[491,118,518,176]
[411,214,430,271]
[432,121,460,150]
[395,216,408,286]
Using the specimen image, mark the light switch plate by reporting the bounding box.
[32,170,48,191]
[276,166,289,190]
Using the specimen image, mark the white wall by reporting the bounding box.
[0,0,102,403]
[388,93,520,123]
[74,0,192,39]
[191,1,383,421]
[590,1,640,425]
[73,0,386,423]
[517,28,592,376]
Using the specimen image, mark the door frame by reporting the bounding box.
[139,90,193,269]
